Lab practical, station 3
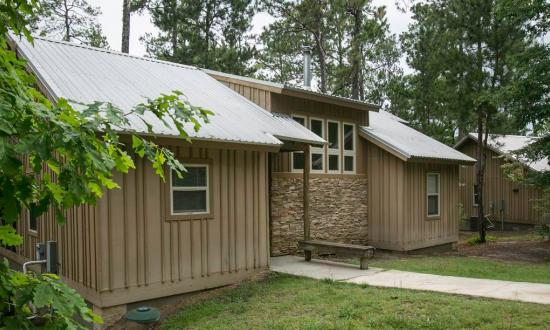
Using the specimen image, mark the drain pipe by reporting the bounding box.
[23,260,46,273]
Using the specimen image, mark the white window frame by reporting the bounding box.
[170,164,210,216]
[426,173,441,218]
[473,184,479,207]
[309,117,325,173]
[342,122,356,174]
[327,120,341,174]
[291,114,307,173]
[27,209,37,235]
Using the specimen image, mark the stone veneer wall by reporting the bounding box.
[270,174,368,256]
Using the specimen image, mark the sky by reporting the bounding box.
[89,0,413,56]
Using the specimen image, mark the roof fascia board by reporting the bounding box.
[208,73,284,93]
[408,156,476,166]
[358,129,410,162]
[280,88,378,112]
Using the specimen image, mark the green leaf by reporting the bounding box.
[0,225,23,246]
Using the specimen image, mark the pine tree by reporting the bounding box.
[143,0,256,75]
[389,0,550,242]
[33,0,109,48]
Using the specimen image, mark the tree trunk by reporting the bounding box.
[315,34,327,93]
[63,0,70,41]
[349,4,363,100]
[121,0,131,53]
[476,115,487,243]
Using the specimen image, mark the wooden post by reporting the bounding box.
[303,145,311,261]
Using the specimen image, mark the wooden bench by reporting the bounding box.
[298,240,376,269]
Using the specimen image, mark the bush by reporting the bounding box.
[466,235,497,245]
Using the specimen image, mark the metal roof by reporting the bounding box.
[455,133,549,172]
[204,69,379,112]
[12,36,325,147]
[360,111,476,164]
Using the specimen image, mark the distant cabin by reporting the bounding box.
[455,134,547,227]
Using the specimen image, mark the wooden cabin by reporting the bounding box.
[208,71,476,252]
[2,36,476,327]
[3,36,324,326]
[455,134,546,227]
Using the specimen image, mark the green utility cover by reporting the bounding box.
[125,306,161,325]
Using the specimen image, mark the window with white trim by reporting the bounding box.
[327,120,340,173]
[309,118,325,172]
[28,206,38,233]
[427,173,440,217]
[343,123,356,173]
[291,115,306,172]
[170,165,209,215]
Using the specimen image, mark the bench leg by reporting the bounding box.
[360,257,368,270]
[304,250,312,261]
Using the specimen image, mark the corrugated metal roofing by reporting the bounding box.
[12,36,325,147]
[360,111,476,163]
[456,133,549,172]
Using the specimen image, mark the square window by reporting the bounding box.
[293,151,304,170]
[312,153,323,171]
[328,154,339,171]
[171,165,209,215]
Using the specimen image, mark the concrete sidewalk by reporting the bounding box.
[271,256,550,305]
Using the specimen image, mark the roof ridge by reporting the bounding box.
[30,35,199,71]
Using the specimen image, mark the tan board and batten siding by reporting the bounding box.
[367,143,459,251]
[458,140,543,225]
[9,143,269,308]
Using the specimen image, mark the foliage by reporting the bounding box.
[466,234,496,246]
[257,0,401,104]
[0,1,212,328]
[162,273,550,329]
[142,0,257,76]
[388,0,550,242]
[31,0,110,47]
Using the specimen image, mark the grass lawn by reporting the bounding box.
[161,273,550,329]
[369,256,550,284]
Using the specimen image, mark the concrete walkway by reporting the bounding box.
[271,256,550,305]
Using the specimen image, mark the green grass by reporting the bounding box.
[370,256,550,284]
[161,273,550,329]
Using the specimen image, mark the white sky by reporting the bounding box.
[89,0,412,56]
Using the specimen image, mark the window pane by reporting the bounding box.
[344,156,354,172]
[173,190,207,213]
[312,153,323,171]
[293,116,305,126]
[329,155,339,171]
[29,207,38,231]
[428,195,439,215]
[427,174,439,194]
[172,167,207,187]
[328,122,339,149]
[311,119,323,138]
[344,124,354,150]
[293,152,304,170]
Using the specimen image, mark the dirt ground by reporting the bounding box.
[454,230,550,263]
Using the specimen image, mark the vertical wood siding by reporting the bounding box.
[5,144,270,307]
[220,81,272,110]
[366,142,459,251]
[458,140,543,225]
[94,145,269,305]
[403,163,459,250]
